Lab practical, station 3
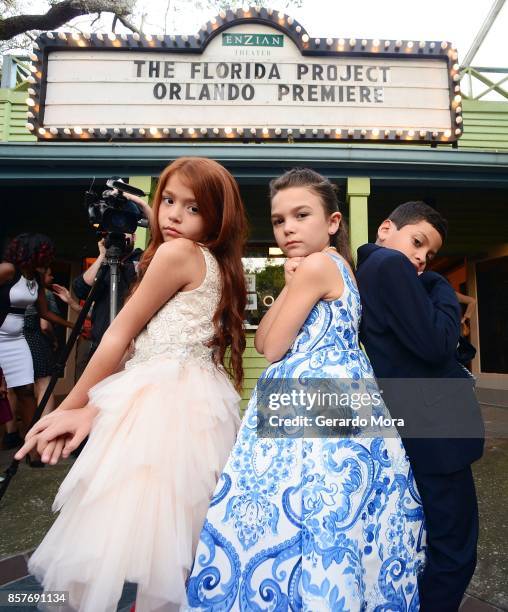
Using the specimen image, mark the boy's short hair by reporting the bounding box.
[388,201,448,243]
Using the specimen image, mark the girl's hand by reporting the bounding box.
[284,257,304,285]
[14,405,98,464]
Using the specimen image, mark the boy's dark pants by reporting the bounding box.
[413,466,479,611]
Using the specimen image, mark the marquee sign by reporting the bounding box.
[26,6,463,144]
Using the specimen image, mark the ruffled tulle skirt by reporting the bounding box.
[28,357,241,612]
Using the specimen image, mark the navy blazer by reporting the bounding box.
[356,243,484,474]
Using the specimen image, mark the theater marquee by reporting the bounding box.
[26,6,463,144]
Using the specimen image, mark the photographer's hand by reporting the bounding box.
[82,240,106,287]
[120,191,153,227]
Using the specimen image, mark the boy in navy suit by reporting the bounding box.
[356,202,484,611]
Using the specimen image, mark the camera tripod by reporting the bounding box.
[0,233,129,504]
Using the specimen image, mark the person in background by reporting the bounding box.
[0,234,72,464]
[455,290,477,337]
[23,268,82,416]
[72,236,143,361]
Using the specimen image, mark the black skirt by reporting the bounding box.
[23,313,55,379]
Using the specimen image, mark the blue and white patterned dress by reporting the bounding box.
[186,253,426,611]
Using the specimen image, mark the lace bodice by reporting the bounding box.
[126,246,221,370]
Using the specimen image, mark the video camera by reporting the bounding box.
[86,178,149,235]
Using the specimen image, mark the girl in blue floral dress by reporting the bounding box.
[186,169,426,611]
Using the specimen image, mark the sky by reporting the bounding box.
[136,0,508,69]
[7,0,507,68]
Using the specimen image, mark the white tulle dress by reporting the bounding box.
[28,246,241,612]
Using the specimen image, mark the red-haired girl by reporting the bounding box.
[16,157,247,611]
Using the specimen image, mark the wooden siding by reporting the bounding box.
[0,89,35,142]
[459,100,508,151]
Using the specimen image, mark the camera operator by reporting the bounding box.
[73,234,143,360]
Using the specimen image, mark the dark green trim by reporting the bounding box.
[0,142,507,186]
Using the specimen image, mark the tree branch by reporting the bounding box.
[115,14,141,35]
[0,0,136,41]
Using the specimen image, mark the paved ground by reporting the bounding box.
[0,403,507,610]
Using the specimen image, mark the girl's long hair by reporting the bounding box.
[134,157,247,391]
[269,168,355,270]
